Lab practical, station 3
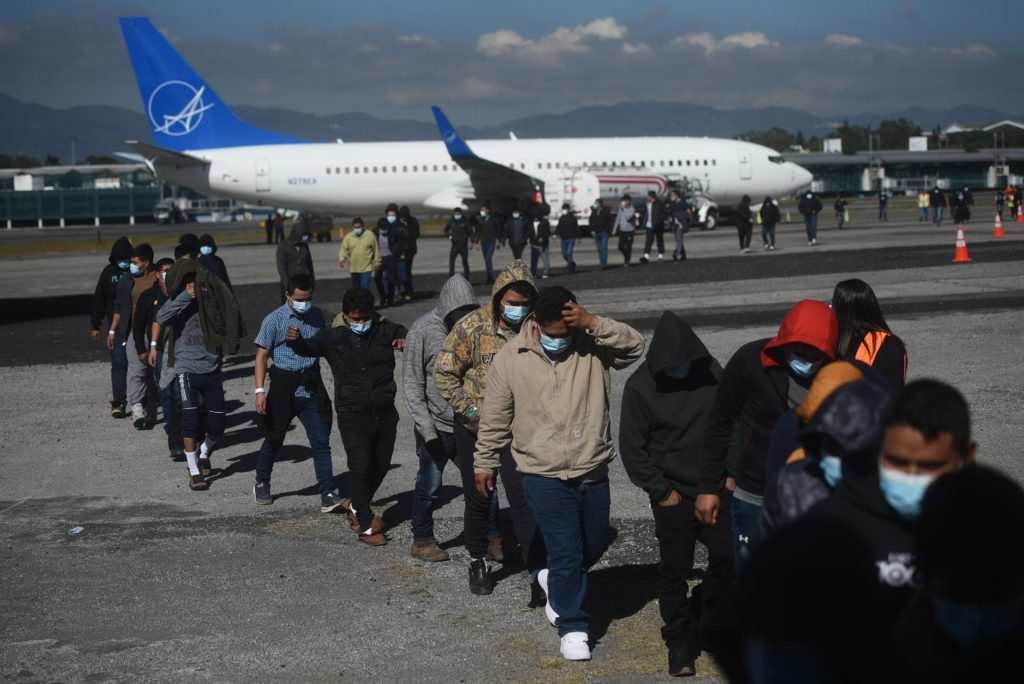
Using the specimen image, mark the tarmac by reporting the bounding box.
[1,209,1023,682]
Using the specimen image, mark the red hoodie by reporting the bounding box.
[761,300,838,368]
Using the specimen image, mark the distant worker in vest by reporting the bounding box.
[831,279,908,390]
[917,190,930,222]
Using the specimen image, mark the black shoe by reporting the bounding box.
[254,481,272,505]
[469,559,493,595]
[528,577,548,608]
[320,492,344,513]
[198,457,212,477]
[169,448,185,461]
[668,648,696,677]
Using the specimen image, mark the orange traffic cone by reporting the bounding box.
[1017,204,1024,222]
[952,225,972,263]
[993,212,1005,238]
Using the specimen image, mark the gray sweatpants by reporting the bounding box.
[127,348,158,414]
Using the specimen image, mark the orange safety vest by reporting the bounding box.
[855,331,907,381]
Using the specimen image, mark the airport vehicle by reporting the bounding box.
[120,17,812,217]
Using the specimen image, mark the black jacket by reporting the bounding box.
[698,338,790,496]
[90,236,133,331]
[735,201,752,230]
[806,464,918,621]
[760,202,781,225]
[474,214,504,244]
[636,200,667,230]
[555,213,579,240]
[199,254,231,290]
[930,188,947,208]
[276,223,314,288]
[132,280,169,356]
[289,314,407,414]
[528,217,551,246]
[590,206,614,234]
[399,206,420,256]
[844,329,907,390]
[376,221,409,260]
[505,215,530,246]
[445,216,475,246]
[798,195,823,216]
[620,312,723,501]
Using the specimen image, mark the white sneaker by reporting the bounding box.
[560,632,591,661]
[811,238,817,245]
[657,253,664,261]
[537,569,558,627]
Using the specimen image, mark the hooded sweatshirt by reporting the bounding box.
[699,300,838,499]
[90,236,133,331]
[620,312,724,501]
[276,222,314,289]
[403,275,478,440]
[398,205,420,256]
[198,234,232,290]
[434,260,535,433]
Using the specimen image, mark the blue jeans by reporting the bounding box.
[560,238,576,270]
[761,223,776,247]
[351,271,372,289]
[836,211,845,230]
[255,395,334,498]
[933,206,943,225]
[731,496,762,575]
[110,331,127,404]
[879,205,888,221]
[803,214,817,242]
[411,430,498,541]
[594,232,609,268]
[395,259,409,297]
[480,242,496,281]
[523,474,610,636]
[919,207,929,221]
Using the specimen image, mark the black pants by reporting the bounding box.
[651,494,735,653]
[643,228,665,256]
[618,233,634,263]
[454,422,546,572]
[509,241,526,260]
[404,253,415,295]
[737,223,752,249]
[338,409,398,530]
[449,243,470,278]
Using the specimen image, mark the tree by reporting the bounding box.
[43,154,60,166]
[836,119,871,154]
[734,127,795,151]
[878,118,922,149]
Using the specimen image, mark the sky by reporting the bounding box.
[0,0,1017,126]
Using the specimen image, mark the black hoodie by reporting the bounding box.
[620,312,724,500]
[276,222,314,289]
[198,233,232,290]
[398,205,420,256]
[90,236,133,331]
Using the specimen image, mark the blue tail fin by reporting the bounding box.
[119,17,302,151]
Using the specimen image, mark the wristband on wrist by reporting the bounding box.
[467,406,478,418]
[108,330,115,335]
[149,341,158,347]
[254,388,266,394]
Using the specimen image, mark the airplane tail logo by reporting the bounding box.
[148,81,213,136]
[120,16,302,151]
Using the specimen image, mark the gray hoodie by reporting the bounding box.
[402,274,478,440]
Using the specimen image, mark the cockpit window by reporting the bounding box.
[768,155,786,164]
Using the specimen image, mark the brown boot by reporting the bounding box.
[486,536,504,562]
[352,515,385,534]
[188,473,208,491]
[358,531,387,546]
[110,401,127,419]
[410,539,450,562]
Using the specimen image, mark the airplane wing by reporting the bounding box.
[431,106,542,212]
[128,140,210,171]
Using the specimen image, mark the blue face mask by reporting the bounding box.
[787,354,822,379]
[387,215,396,224]
[291,300,312,315]
[117,260,131,271]
[561,210,568,216]
[129,263,143,276]
[820,455,843,488]
[512,212,521,219]
[502,304,528,325]
[878,462,936,518]
[199,245,213,256]
[354,227,365,236]
[931,595,1024,647]
[663,363,691,380]
[539,332,571,356]
[349,318,371,335]
[480,210,487,217]
[453,214,463,221]
[300,234,310,242]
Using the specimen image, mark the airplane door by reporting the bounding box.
[255,159,271,192]
[738,150,753,180]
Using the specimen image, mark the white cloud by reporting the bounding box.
[952,43,996,59]
[622,42,652,55]
[825,33,864,47]
[476,17,628,57]
[672,31,777,54]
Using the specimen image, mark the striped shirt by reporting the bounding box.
[255,303,325,398]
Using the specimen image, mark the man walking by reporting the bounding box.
[505,206,530,260]
[338,217,380,290]
[474,203,503,284]
[668,190,689,261]
[589,199,613,270]
[929,185,945,225]
[798,191,823,245]
[529,210,552,280]
[398,205,419,300]
[276,219,314,302]
[252,274,343,512]
[638,190,667,263]
[445,208,474,279]
[555,203,579,274]
[614,194,637,267]
[474,285,644,661]
[91,236,133,418]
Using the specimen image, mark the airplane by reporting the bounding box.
[119,16,813,219]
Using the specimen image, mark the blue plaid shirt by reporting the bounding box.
[255,303,325,398]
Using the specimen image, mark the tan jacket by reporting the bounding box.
[474,315,644,479]
[434,260,534,432]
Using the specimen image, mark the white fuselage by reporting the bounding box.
[159,136,812,215]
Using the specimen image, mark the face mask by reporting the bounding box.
[480,210,487,217]
[502,304,528,325]
[561,210,568,216]
[130,263,143,276]
[291,300,312,315]
[539,332,571,356]
[878,462,936,518]
[300,234,310,242]
[387,215,396,224]
[160,271,169,283]
[117,260,131,271]
[591,204,598,211]
[663,363,691,380]
[199,246,213,256]
[354,227,364,236]
[931,595,1024,647]
[787,354,822,379]
[454,214,463,221]
[348,318,371,335]
[820,455,842,488]
[512,212,520,219]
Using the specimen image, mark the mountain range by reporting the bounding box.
[0,92,1017,162]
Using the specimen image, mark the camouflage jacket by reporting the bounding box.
[434,259,535,433]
